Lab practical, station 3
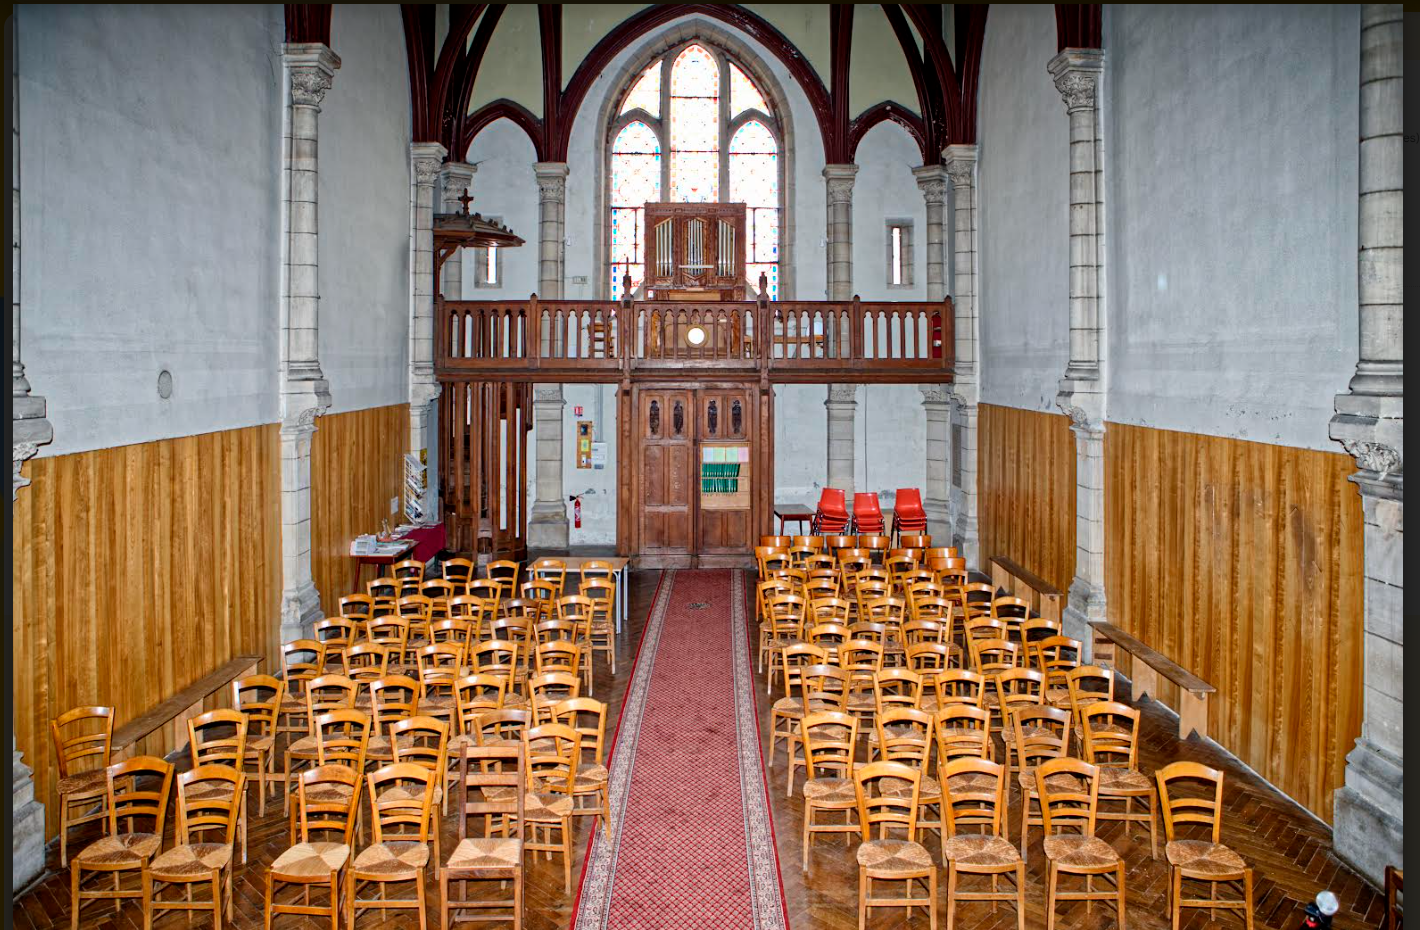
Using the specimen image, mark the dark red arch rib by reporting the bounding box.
[285,4,332,45]
[881,4,942,162]
[901,4,964,147]
[463,100,547,162]
[952,4,989,146]
[401,4,435,142]
[449,5,510,155]
[427,4,486,145]
[554,4,832,163]
[848,101,927,163]
[1055,4,1103,51]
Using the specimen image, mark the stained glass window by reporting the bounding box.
[620,61,661,118]
[729,62,768,117]
[608,42,781,299]
[610,121,661,300]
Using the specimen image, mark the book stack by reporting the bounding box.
[701,462,741,494]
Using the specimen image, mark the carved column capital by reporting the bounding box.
[411,142,448,187]
[942,144,978,188]
[920,383,951,405]
[441,162,477,210]
[533,162,570,203]
[1048,48,1104,114]
[912,165,949,204]
[826,383,858,405]
[283,43,341,109]
[823,164,859,204]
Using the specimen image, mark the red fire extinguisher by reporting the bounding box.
[569,493,583,529]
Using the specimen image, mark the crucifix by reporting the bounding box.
[456,187,474,215]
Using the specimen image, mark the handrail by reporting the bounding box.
[436,295,954,383]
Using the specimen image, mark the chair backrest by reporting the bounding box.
[528,672,581,723]
[894,488,924,513]
[188,709,248,769]
[398,594,434,621]
[854,760,920,842]
[1034,635,1082,690]
[862,595,907,629]
[472,640,520,678]
[1066,665,1116,721]
[389,715,449,775]
[792,535,824,551]
[339,594,374,620]
[344,642,390,685]
[305,674,360,729]
[808,596,851,626]
[875,707,934,767]
[366,617,411,651]
[430,618,474,650]
[873,668,924,714]
[441,557,476,587]
[1036,756,1099,838]
[800,664,850,712]
[458,744,525,842]
[800,711,859,781]
[974,638,1022,676]
[51,706,115,778]
[1155,761,1225,844]
[314,709,370,769]
[903,618,947,648]
[455,674,507,734]
[551,698,608,767]
[934,669,986,708]
[817,488,848,514]
[1010,705,1071,774]
[282,640,326,698]
[556,594,595,629]
[907,642,959,680]
[898,534,932,550]
[107,755,174,839]
[535,640,583,677]
[1080,701,1140,769]
[297,764,362,842]
[990,596,1031,621]
[422,578,457,602]
[781,643,828,694]
[370,675,421,728]
[994,667,1045,719]
[525,723,580,796]
[486,560,521,595]
[934,703,993,763]
[314,617,357,651]
[176,763,244,847]
[853,492,882,515]
[823,534,858,551]
[368,762,435,843]
[233,675,285,742]
[474,709,530,748]
[940,757,1006,838]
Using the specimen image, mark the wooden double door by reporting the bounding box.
[629,384,765,568]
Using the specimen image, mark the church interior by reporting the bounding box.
[8,4,1404,929]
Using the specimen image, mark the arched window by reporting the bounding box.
[608,42,782,300]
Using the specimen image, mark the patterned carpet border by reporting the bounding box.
[569,570,789,930]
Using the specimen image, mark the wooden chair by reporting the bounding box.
[265,764,361,929]
[486,560,521,606]
[768,643,828,775]
[369,675,421,764]
[340,594,375,622]
[441,744,525,930]
[452,674,507,752]
[799,710,861,870]
[1067,665,1117,743]
[934,703,994,767]
[366,618,411,672]
[284,674,359,813]
[69,755,172,930]
[934,668,987,709]
[527,671,581,725]
[802,553,837,573]
[417,644,466,727]
[1081,701,1158,858]
[314,617,358,670]
[394,558,426,585]
[941,758,1026,930]
[873,706,942,840]
[388,714,450,828]
[441,557,476,590]
[51,705,114,868]
[1034,635,1082,706]
[852,761,938,929]
[583,578,618,674]
[143,764,242,930]
[550,698,612,840]
[496,723,578,892]
[368,576,399,614]
[762,593,808,691]
[899,534,932,550]
[347,763,434,929]
[186,710,249,862]
[994,667,1046,753]
[1038,757,1126,930]
[233,675,285,818]
[277,639,325,744]
[1156,761,1254,930]
[759,534,794,549]
[1011,704,1072,856]
[528,557,568,599]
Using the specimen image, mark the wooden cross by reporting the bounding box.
[456,187,474,215]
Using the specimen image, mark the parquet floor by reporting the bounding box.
[14,570,1384,929]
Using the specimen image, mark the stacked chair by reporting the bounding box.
[811,488,852,534]
[890,487,929,543]
[751,538,1257,930]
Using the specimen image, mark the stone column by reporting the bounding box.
[439,163,477,300]
[278,43,339,641]
[528,162,570,549]
[11,14,50,890]
[914,165,952,540]
[1049,49,1107,646]
[1330,3,1403,888]
[823,165,859,501]
[408,142,448,527]
[825,383,857,499]
[944,145,981,566]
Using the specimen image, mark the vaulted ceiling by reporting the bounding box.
[286,4,1102,166]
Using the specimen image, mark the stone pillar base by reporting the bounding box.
[1063,576,1106,659]
[527,509,570,550]
[13,739,46,890]
[1333,737,1404,887]
[280,578,323,643]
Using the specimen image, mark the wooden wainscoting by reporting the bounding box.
[1105,422,1364,823]
[11,425,282,840]
[310,404,409,606]
[978,403,1077,594]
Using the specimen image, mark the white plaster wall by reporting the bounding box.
[560,383,619,545]
[852,122,928,301]
[321,3,412,415]
[774,384,828,508]
[1105,4,1359,450]
[460,119,541,298]
[857,384,928,507]
[976,3,1069,414]
[18,4,284,457]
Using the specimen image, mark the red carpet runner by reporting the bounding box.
[571,570,789,930]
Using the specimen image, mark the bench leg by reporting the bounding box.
[1132,663,1159,705]
[1178,691,1209,741]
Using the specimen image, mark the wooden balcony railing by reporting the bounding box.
[436,295,954,383]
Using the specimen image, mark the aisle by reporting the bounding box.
[571,570,788,930]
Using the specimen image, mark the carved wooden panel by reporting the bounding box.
[637,389,693,556]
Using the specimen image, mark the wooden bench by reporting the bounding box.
[112,655,262,760]
[1088,622,1214,740]
[988,555,1064,623]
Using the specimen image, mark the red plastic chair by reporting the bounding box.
[813,488,851,534]
[851,492,885,534]
[891,488,928,542]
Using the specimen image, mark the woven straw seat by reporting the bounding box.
[74,832,161,865]
[882,774,941,801]
[483,786,574,820]
[353,841,429,878]
[802,778,856,804]
[270,841,349,877]
[941,834,1020,867]
[856,838,933,875]
[446,836,521,870]
[57,770,107,796]
[1166,839,1247,876]
[148,842,232,877]
[575,763,608,788]
[1041,835,1119,869]
[1098,766,1152,792]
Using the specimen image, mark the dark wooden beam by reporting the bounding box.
[847,101,927,163]
[285,4,332,45]
[429,4,487,149]
[401,4,436,141]
[463,100,547,162]
[827,4,853,163]
[953,5,990,146]
[539,4,563,159]
[901,5,964,147]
